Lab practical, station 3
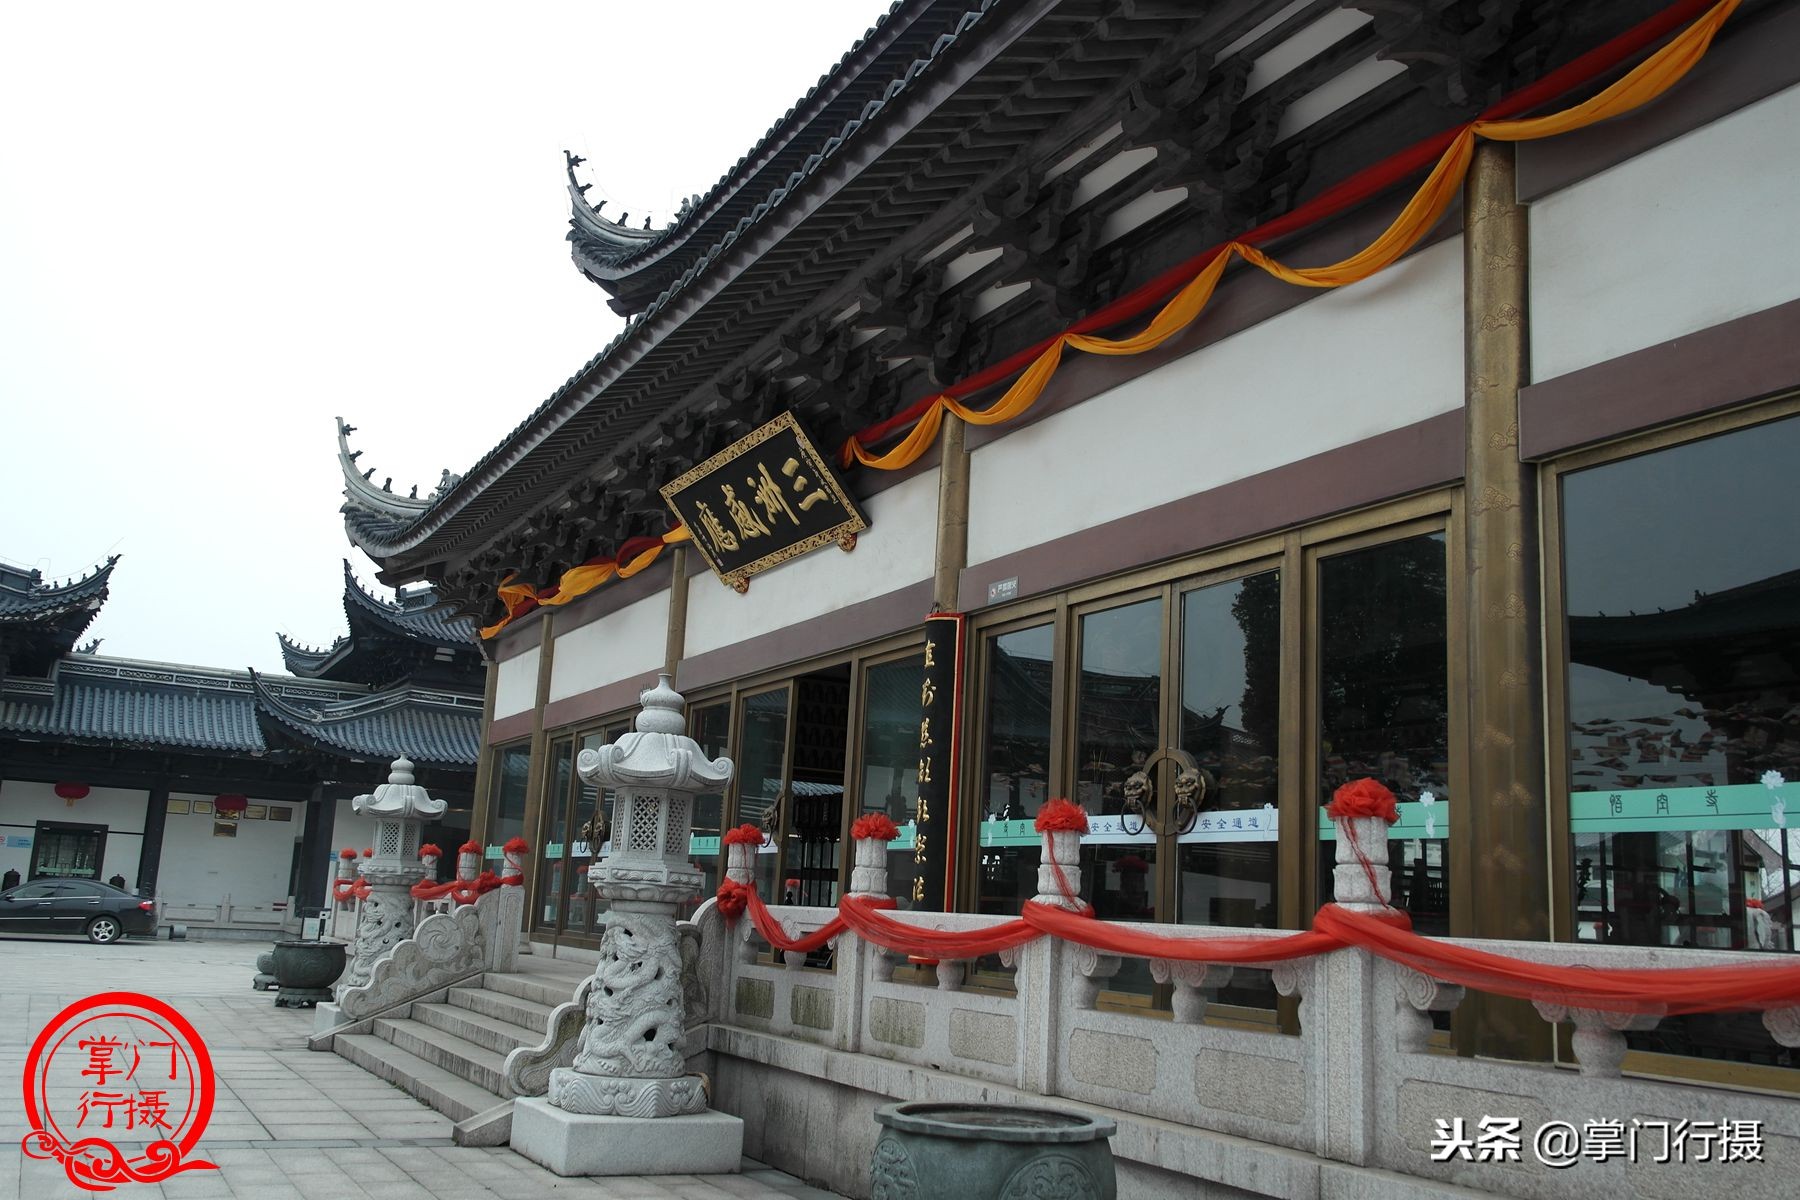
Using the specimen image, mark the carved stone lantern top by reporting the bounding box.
[577,675,733,793]
[577,674,734,910]
[352,757,447,821]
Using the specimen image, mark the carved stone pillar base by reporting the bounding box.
[547,1067,708,1117]
[511,1096,743,1178]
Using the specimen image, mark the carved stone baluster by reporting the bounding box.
[936,960,966,992]
[1533,1003,1663,1076]
[1395,968,1465,1053]
[1071,945,1121,1010]
[1270,960,1310,1028]
[1149,960,1232,1024]
[1764,1007,1800,1048]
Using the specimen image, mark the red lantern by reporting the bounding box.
[213,795,249,814]
[54,782,89,803]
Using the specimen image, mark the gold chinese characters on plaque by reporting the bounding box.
[660,411,868,592]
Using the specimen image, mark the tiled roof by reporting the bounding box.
[0,655,479,767]
[343,561,477,646]
[250,671,482,768]
[277,633,347,676]
[0,556,116,623]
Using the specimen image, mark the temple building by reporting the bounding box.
[0,555,482,929]
[331,0,1800,1192]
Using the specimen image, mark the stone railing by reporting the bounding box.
[311,882,525,1039]
[698,902,1800,1199]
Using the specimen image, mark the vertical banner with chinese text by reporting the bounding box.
[912,613,965,911]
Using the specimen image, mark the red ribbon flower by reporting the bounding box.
[1034,798,1089,834]
[1326,778,1400,823]
[851,813,900,842]
[716,879,753,920]
[722,824,765,847]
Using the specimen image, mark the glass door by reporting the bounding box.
[532,720,629,946]
[735,685,791,901]
[532,736,574,936]
[1172,569,1282,929]
[1074,595,1167,922]
[569,721,629,940]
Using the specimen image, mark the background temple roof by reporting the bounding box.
[277,561,480,686]
[0,653,481,768]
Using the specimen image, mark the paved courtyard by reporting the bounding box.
[0,934,840,1200]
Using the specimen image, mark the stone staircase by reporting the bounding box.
[330,955,591,1144]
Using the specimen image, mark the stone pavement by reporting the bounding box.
[0,934,842,1200]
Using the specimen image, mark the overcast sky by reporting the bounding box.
[1,1,893,674]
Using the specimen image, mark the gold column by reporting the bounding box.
[664,546,690,679]
[467,652,501,846]
[932,412,971,612]
[1463,140,1551,1059]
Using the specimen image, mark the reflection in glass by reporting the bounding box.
[737,687,790,901]
[1076,599,1163,925]
[1564,416,1800,964]
[689,702,731,914]
[1317,533,1450,935]
[536,737,574,930]
[1177,571,1280,929]
[578,724,627,935]
[977,625,1054,917]
[785,669,850,908]
[490,743,530,872]
[860,656,925,909]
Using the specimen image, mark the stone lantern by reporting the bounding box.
[512,674,745,1177]
[339,757,444,997]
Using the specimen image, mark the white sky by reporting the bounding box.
[1,1,894,673]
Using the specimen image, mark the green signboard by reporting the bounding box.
[1570,782,1785,834]
[1317,799,1448,842]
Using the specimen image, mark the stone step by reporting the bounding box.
[412,1001,541,1056]
[482,970,584,1008]
[446,985,559,1032]
[331,1034,497,1124]
[373,1017,507,1095]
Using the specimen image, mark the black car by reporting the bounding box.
[0,878,158,943]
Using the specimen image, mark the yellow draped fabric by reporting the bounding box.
[538,562,618,607]
[485,0,1738,632]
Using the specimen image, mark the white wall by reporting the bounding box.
[157,793,306,913]
[549,589,669,703]
[1531,81,1800,383]
[0,780,148,887]
[683,465,940,659]
[967,234,1465,567]
[493,644,541,718]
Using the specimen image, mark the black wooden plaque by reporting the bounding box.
[660,411,868,590]
[910,612,965,912]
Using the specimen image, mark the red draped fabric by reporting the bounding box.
[1315,905,1800,1015]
